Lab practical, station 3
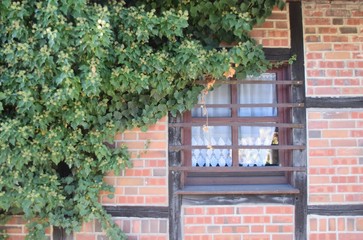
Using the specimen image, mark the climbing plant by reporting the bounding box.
[0,0,285,239]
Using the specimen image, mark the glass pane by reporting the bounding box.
[192,84,231,117]
[238,73,277,117]
[192,126,232,167]
[238,126,278,167]
[192,149,232,167]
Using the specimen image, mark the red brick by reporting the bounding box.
[184,226,206,234]
[308,158,331,166]
[271,234,294,240]
[118,177,144,186]
[325,51,351,59]
[338,233,363,240]
[305,36,321,42]
[309,194,331,203]
[337,185,363,192]
[352,167,363,174]
[309,233,337,240]
[250,225,264,233]
[342,87,363,95]
[309,185,336,193]
[334,79,360,86]
[272,216,293,224]
[318,27,338,34]
[332,158,357,165]
[75,234,96,240]
[357,218,363,231]
[337,218,345,231]
[337,148,363,156]
[332,176,358,183]
[139,150,166,159]
[139,132,166,140]
[306,52,323,60]
[322,130,350,138]
[305,18,331,25]
[207,207,234,215]
[243,234,270,240]
[309,139,330,148]
[319,61,345,68]
[309,175,331,184]
[145,196,167,204]
[244,216,270,224]
[309,218,318,231]
[237,206,264,215]
[139,187,166,195]
[309,149,335,157]
[185,216,212,225]
[314,87,342,95]
[184,207,205,215]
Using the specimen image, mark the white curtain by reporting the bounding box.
[238,73,277,166]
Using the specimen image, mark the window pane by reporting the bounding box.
[238,126,278,166]
[238,73,277,117]
[192,126,232,167]
[192,149,232,167]
[192,84,231,117]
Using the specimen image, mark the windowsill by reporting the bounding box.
[176,184,299,195]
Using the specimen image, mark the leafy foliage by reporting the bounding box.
[0,0,284,239]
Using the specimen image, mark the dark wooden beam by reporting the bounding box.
[104,206,169,218]
[263,48,291,61]
[168,113,183,240]
[306,97,363,108]
[308,205,363,216]
[290,2,307,240]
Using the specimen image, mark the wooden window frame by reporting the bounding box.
[169,65,305,190]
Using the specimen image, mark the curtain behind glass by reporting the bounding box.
[238,73,277,166]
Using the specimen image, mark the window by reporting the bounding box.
[169,66,305,191]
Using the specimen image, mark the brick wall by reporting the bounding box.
[308,110,363,204]
[101,116,169,206]
[74,218,168,240]
[250,5,290,48]
[304,0,363,240]
[182,205,294,240]
[304,0,363,96]
[308,215,363,240]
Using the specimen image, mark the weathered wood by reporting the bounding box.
[193,103,304,108]
[168,113,183,240]
[104,206,169,218]
[263,48,292,61]
[306,97,363,108]
[196,79,303,85]
[169,166,306,172]
[169,145,305,151]
[182,194,295,205]
[176,184,299,195]
[308,205,363,216]
[290,2,307,240]
[169,122,304,128]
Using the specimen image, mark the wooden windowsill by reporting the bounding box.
[176,184,299,195]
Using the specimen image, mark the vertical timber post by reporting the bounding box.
[290,2,307,240]
[168,113,182,240]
